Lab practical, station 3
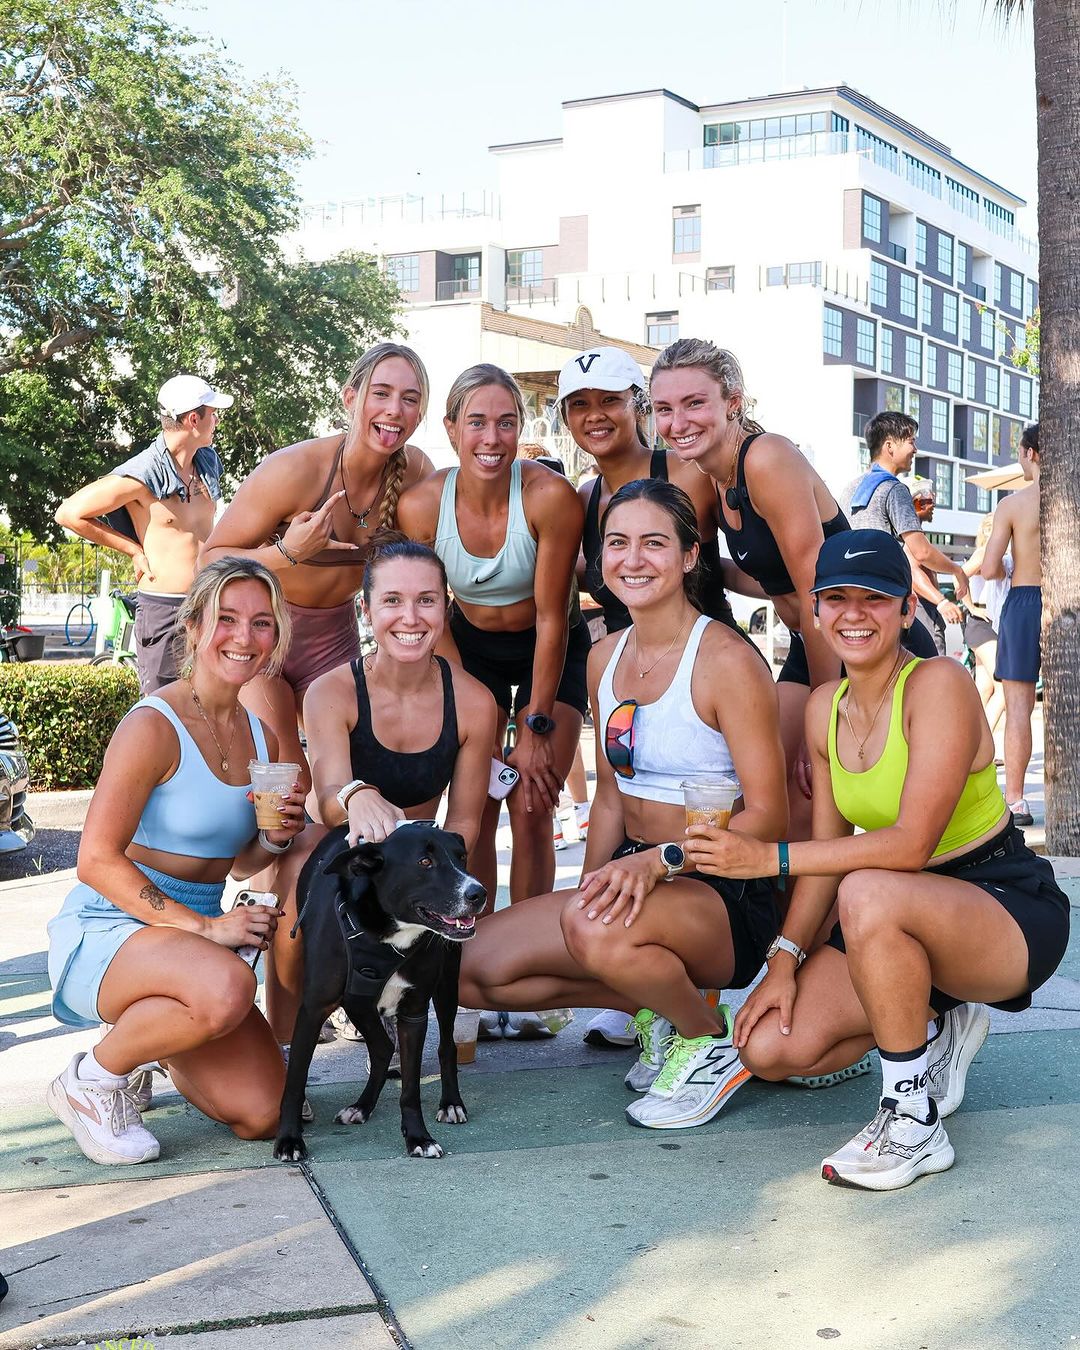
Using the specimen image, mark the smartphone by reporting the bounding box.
[233,889,278,969]
[488,758,520,801]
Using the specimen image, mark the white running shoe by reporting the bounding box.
[626,1012,750,1129]
[584,1008,638,1048]
[127,1064,165,1112]
[330,1007,364,1041]
[624,1010,673,1092]
[47,1054,160,1166]
[821,1100,954,1190]
[927,1004,990,1117]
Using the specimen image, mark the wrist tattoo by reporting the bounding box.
[139,882,169,912]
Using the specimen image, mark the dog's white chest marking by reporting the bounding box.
[390,921,427,949]
[378,972,412,1017]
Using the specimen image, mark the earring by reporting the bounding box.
[727,411,736,421]
[813,619,821,629]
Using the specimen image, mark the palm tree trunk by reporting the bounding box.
[1031,2,1080,853]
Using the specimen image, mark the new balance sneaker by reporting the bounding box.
[46,1053,160,1166]
[584,1008,638,1048]
[1008,798,1034,828]
[127,1064,165,1112]
[624,1009,673,1091]
[788,1052,874,1089]
[927,1003,990,1118]
[821,1099,954,1191]
[626,1013,751,1129]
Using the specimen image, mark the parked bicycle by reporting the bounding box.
[90,591,138,671]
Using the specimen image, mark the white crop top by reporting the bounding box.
[597,614,736,806]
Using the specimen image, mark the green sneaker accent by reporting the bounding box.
[715,1002,734,1041]
[631,1009,665,1065]
[653,1033,717,1094]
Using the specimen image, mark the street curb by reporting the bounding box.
[0,866,76,893]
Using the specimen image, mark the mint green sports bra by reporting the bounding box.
[434,459,537,606]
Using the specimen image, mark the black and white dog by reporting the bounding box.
[273,822,486,1162]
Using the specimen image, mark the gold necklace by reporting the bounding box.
[633,613,691,680]
[842,650,906,761]
[188,681,239,771]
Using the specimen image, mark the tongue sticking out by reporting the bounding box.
[373,423,401,450]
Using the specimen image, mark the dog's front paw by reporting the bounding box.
[273,1133,308,1162]
[335,1104,371,1125]
[406,1136,445,1159]
[436,1102,468,1124]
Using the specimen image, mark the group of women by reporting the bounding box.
[46,338,1069,1192]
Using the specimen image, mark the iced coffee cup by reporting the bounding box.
[249,761,300,830]
[682,777,740,831]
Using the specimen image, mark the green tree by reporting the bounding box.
[997,0,1080,853]
[0,0,402,539]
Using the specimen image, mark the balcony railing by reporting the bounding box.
[436,278,482,301]
[505,280,558,305]
[853,411,871,438]
[301,189,501,229]
[885,241,907,264]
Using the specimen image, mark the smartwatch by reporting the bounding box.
[658,842,685,881]
[765,935,807,968]
[336,779,369,812]
[524,712,556,736]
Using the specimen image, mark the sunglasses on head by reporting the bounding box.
[604,698,639,779]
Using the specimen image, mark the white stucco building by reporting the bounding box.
[291,84,1038,547]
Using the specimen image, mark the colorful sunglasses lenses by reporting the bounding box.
[605,699,639,778]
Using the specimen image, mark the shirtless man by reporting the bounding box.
[55,375,231,694]
[982,423,1041,826]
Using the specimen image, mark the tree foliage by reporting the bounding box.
[0,0,402,538]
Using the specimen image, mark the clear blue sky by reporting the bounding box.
[177,0,1037,226]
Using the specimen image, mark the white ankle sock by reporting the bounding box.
[78,1047,125,1085]
[879,1044,932,1123]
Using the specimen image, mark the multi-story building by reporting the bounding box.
[292,84,1038,546]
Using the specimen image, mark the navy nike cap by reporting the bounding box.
[811,529,912,598]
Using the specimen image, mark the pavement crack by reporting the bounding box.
[6,1251,61,1276]
[29,1278,148,1308]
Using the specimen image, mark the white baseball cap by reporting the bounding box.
[157,374,235,418]
[557,347,646,403]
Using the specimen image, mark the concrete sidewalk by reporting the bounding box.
[2,755,1077,1347]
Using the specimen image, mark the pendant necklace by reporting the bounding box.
[340,441,386,528]
[188,681,239,771]
[842,649,906,761]
[633,613,691,680]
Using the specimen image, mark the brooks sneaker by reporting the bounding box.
[584,1008,638,1048]
[788,1052,875,1089]
[927,1003,990,1117]
[821,1099,954,1191]
[624,1009,673,1091]
[47,1053,160,1166]
[625,1011,751,1129]
[1008,798,1035,828]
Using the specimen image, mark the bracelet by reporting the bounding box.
[777,841,790,877]
[259,829,293,854]
[274,536,298,566]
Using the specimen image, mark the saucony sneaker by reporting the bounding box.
[821,1098,954,1190]
[927,1003,990,1117]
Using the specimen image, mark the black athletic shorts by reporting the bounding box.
[134,591,184,696]
[826,820,1069,1013]
[963,611,997,650]
[777,620,938,688]
[448,604,591,717]
[613,838,779,989]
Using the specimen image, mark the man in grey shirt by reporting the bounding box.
[841,411,968,657]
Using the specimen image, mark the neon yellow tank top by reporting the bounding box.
[828,659,1005,858]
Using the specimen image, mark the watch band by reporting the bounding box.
[767,935,807,967]
[659,842,685,881]
[336,779,373,812]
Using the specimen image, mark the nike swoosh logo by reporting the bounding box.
[66,1091,102,1125]
[843,549,877,559]
[737,550,748,560]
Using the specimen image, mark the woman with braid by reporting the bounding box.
[201,344,435,761]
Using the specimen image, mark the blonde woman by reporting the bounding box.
[47,559,305,1165]
[201,343,435,740]
[397,364,586,911]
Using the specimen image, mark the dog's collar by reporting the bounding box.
[335,892,433,999]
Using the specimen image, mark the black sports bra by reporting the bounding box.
[582,448,742,636]
[719,433,849,597]
[348,656,459,808]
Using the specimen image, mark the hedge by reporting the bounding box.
[0,663,140,790]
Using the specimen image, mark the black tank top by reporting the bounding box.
[348,656,459,808]
[582,448,741,635]
[720,433,850,597]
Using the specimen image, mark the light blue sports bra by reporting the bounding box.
[434,458,537,606]
[130,696,268,859]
